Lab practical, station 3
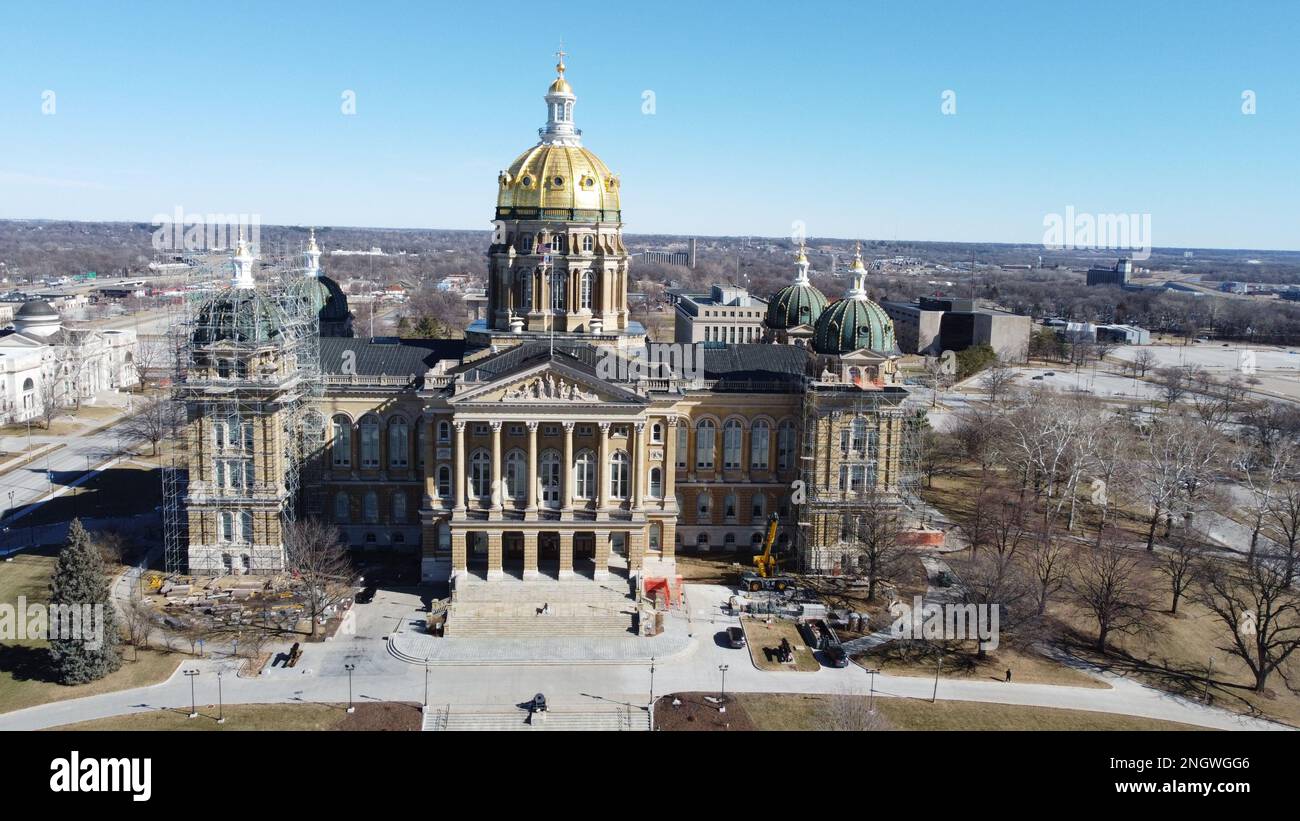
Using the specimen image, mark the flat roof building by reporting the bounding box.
[673,284,768,344]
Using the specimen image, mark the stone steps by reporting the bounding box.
[423,708,650,731]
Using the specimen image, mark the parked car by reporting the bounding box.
[823,645,849,668]
[726,626,746,649]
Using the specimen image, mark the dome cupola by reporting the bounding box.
[812,244,897,354]
[766,242,828,330]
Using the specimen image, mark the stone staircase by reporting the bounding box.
[423,705,650,731]
[444,578,637,638]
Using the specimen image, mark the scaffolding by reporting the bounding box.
[161,242,323,575]
[794,377,924,575]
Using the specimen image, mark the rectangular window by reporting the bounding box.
[676,426,688,468]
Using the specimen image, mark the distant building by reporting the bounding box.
[882,297,1030,362]
[673,284,767,344]
[1087,257,1133,287]
[1044,319,1149,345]
[1219,281,1248,294]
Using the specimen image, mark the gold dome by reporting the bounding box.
[497,143,620,216]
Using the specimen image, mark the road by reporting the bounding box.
[0,403,147,550]
[0,582,1288,731]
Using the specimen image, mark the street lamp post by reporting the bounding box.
[216,670,225,724]
[423,657,430,710]
[183,669,199,719]
[931,653,943,703]
[717,664,729,713]
[1203,656,1215,704]
[863,666,880,714]
[344,663,356,714]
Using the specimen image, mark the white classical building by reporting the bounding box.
[0,300,139,423]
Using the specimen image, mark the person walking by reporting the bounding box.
[1004,668,1012,683]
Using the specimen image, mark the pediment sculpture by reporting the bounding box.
[500,374,599,402]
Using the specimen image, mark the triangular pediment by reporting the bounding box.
[840,347,890,363]
[451,358,644,406]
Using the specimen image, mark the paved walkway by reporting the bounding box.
[0,582,1290,732]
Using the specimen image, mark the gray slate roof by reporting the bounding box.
[320,337,466,376]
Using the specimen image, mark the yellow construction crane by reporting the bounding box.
[753,512,780,578]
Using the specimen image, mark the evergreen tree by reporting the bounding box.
[48,519,123,684]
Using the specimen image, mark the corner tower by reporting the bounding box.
[476,51,642,349]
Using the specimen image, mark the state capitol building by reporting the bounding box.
[174,56,921,597]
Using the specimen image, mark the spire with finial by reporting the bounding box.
[793,241,811,285]
[304,227,322,278]
[541,46,579,145]
[847,242,868,299]
[231,227,256,289]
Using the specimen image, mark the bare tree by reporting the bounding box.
[284,517,357,637]
[827,687,892,731]
[1131,348,1155,379]
[1156,526,1205,614]
[119,396,182,457]
[1197,552,1300,692]
[847,491,909,602]
[1070,537,1158,653]
[978,361,1017,405]
[36,373,67,430]
[122,595,157,660]
[1024,526,1072,616]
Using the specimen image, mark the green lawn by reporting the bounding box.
[0,552,182,715]
[49,702,422,731]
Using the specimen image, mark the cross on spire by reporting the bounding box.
[555,42,567,75]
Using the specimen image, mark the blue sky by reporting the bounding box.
[1,1,1297,249]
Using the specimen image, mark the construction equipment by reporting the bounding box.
[739,513,798,593]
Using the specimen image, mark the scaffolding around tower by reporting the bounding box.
[160,245,323,576]
[794,379,925,575]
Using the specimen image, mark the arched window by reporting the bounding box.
[750,420,770,469]
[695,420,715,469]
[521,234,534,254]
[550,268,566,311]
[220,511,234,542]
[363,491,379,524]
[505,449,527,501]
[552,234,567,254]
[359,415,380,468]
[851,416,867,453]
[649,522,661,552]
[540,449,562,507]
[470,449,492,499]
[676,424,688,467]
[724,493,737,520]
[437,420,451,443]
[696,533,709,548]
[574,449,597,500]
[777,420,796,471]
[651,422,663,443]
[697,491,711,520]
[388,417,409,468]
[752,493,766,520]
[332,415,352,467]
[582,234,593,252]
[416,420,427,470]
[437,465,451,499]
[648,467,663,498]
[521,269,533,309]
[393,491,407,523]
[609,450,629,499]
[334,492,350,523]
[580,271,593,310]
[723,420,743,469]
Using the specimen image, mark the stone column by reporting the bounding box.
[523,530,539,579]
[451,530,467,579]
[628,528,645,576]
[664,418,678,511]
[562,422,575,519]
[597,422,611,511]
[422,411,436,506]
[525,421,539,518]
[558,529,575,579]
[452,421,466,512]
[490,421,503,516]
[632,422,645,509]
[593,528,611,580]
[487,530,503,581]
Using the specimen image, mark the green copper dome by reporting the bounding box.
[766,244,827,330]
[191,287,288,346]
[295,274,350,322]
[813,296,896,354]
[766,282,828,329]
